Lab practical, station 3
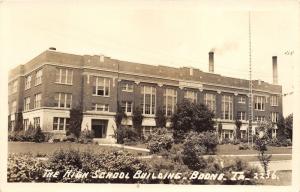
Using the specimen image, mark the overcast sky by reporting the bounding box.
[0,0,298,115]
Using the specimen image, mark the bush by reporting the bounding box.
[181,131,218,170]
[7,153,47,182]
[115,126,139,144]
[78,129,94,144]
[8,127,45,142]
[147,128,173,154]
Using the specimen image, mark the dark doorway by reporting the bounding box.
[91,119,108,138]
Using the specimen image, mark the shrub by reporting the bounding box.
[114,126,139,144]
[68,107,83,139]
[7,153,47,182]
[33,126,45,143]
[147,128,173,154]
[78,129,94,144]
[155,107,167,128]
[181,131,218,170]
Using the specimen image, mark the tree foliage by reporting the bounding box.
[277,114,293,141]
[155,106,166,128]
[235,119,242,140]
[132,106,143,137]
[171,100,215,142]
[68,107,83,138]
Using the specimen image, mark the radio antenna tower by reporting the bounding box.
[248,11,254,147]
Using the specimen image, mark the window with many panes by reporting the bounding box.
[121,83,134,92]
[55,68,73,84]
[93,77,110,96]
[238,96,246,104]
[34,93,42,108]
[237,111,246,121]
[270,95,279,106]
[221,95,233,120]
[163,88,177,116]
[141,85,156,115]
[184,90,197,103]
[255,116,265,122]
[24,97,30,111]
[11,100,17,113]
[23,119,29,130]
[54,93,72,108]
[33,117,40,128]
[53,117,70,131]
[204,93,216,112]
[35,69,42,85]
[254,96,265,111]
[25,75,31,90]
[12,80,18,93]
[271,112,279,123]
[92,103,109,112]
[121,101,133,114]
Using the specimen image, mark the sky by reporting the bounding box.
[0,0,298,116]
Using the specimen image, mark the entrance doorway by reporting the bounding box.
[91,119,108,138]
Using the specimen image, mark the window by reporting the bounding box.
[221,95,233,120]
[121,101,133,114]
[25,75,31,90]
[142,126,155,136]
[141,85,156,115]
[53,117,70,131]
[254,96,265,111]
[237,111,246,121]
[271,112,279,123]
[121,83,134,92]
[238,96,246,104]
[256,116,265,122]
[163,88,177,116]
[11,101,17,113]
[24,97,30,111]
[92,77,110,96]
[23,119,29,130]
[35,69,42,85]
[12,80,18,93]
[33,117,40,128]
[204,93,216,112]
[54,93,72,108]
[92,103,109,112]
[10,120,15,130]
[270,95,279,106]
[34,93,42,108]
[55,68,73,84]
[222,130,234,140]
[184,90,197,103]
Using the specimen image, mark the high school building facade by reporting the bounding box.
[8,49,282,142]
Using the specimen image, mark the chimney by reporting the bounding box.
[272,56,278,84]
[209,52,214,73]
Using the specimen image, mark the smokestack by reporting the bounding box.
[209,52,214,73]
[272,56,278,84]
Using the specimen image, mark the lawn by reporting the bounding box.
[8,142,149,156]
[216,144,292,155]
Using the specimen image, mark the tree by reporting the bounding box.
[277,114,293,141]
[217,122,223,142]
[14,112,23,131]
[132,106,143,137]
[114,102,127,129]
[155,107,166,128]
[68,107,83,138]
[114,102,127,143]
[235,119,242,140]
[255,133,272,175]
[171,100,215,143]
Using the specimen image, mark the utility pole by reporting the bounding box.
[248,11,254,147]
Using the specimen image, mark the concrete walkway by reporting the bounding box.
[98,143,150,152]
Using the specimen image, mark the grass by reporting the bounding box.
[216,144,292,155]
[8,142,149,156]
